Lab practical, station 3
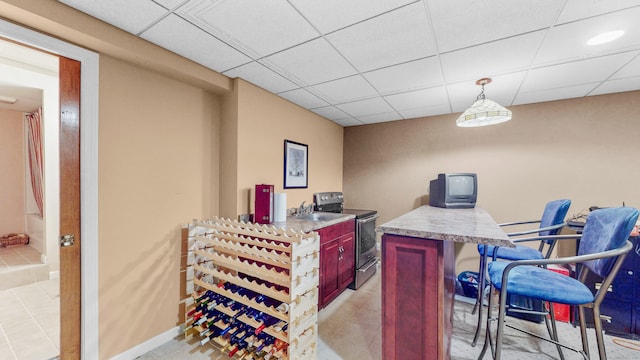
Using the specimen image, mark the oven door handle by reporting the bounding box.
[357,215,379,224]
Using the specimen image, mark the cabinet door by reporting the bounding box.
[338,232,355,290]
[321,240,340,308]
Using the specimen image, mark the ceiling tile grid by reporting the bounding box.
[56,0,640,126]
[325,2,437,73]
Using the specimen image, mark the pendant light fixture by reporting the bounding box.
[456,78,512,127]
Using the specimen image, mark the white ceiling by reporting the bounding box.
[0,39,57,113]
[58,0,640,126]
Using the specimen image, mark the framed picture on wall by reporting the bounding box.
[284,140,308,189]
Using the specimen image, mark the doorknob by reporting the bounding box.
[60,234,75,247]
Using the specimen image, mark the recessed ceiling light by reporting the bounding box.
[587,30,625,46]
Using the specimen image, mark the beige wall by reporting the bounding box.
[0,109,25,234]
[344,91,640,272]
[225,78,344,218]
[98,55,219,358]
[1,3,346,357]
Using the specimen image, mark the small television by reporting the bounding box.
[429,173,477,209]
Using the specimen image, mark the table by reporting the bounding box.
[376,205,513,360]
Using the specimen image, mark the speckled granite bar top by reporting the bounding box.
[377,205,514,247]
[272,213,356,233]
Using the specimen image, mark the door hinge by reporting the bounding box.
[60,234,75,247]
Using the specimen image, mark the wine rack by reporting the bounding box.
[184,217,319,359]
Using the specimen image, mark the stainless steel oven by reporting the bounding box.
[314,192,378,289]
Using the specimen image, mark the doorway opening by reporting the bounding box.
[0,18,100,360]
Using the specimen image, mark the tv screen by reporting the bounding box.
[429,173,477,209]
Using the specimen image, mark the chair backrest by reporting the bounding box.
[539,199,572,239]
[578,207,639,278]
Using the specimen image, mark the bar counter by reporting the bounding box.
[376,205,513,360]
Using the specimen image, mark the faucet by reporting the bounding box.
[296,201,313,216]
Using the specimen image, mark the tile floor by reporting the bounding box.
[0,246,49,292]
[2,254,640,360]
[0,245,59,360]
[140,269,640,359]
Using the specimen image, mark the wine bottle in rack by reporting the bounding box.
[227,324,253,357]
[199,324,223,346]
[254,313,280,335]
[253,335,276,358]
[265,338,288,360]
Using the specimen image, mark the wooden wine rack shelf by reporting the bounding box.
[184,218,319,360]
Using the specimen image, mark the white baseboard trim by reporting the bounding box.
[109,326,181,360]
[49,270,60,280]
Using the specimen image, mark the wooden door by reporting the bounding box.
[59,56,82,359]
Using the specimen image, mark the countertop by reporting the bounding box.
[272,213,356,233]
[377,205,514,247]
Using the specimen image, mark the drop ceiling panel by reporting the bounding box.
[356,111,403,124]
[223,62,298,94]
[141,14,251,72]
[522,52,639,92]
[326,2,436,72]
[278,88,329,109]
[363,57,443,94]
[336,97,396,117]
[396,104,451,119]
[262,38,357,85]
[154,0,185,10]
[611,53,640,78]
[556,0,640,24]
[59,0,167,35]
[427,0,563,53]
[290,0,416,34]
[535,6,640,66]
[440,31,546,83]
[310,106,351,121]
[308,75,378,103]
[178,0,319,58]
[514,83,597,105]
[384,86,449,111]
[591,76,640,96]
[334,118,363,127]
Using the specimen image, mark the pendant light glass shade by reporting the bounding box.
[456,98,512,127]
[456,78,512,127]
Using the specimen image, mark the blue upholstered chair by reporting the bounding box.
[478,207,639,360]
[471,199,572,346]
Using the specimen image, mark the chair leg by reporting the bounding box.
[577,305,591,359]
[472,251,489,347]
[494,286,510,359]
[592,306,608,360]
[545,302,565,360]
[477,283,494,359]
[473,251,487,315]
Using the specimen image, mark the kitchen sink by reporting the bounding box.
[293,212,346,222]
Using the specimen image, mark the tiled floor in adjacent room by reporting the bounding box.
[0,245,59,360]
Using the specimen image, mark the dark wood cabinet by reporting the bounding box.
[381,233,455,360]
[317,219,355,309]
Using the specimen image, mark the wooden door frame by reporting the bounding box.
[0,19,100,359]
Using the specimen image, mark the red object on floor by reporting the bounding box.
[548,265,571,322]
